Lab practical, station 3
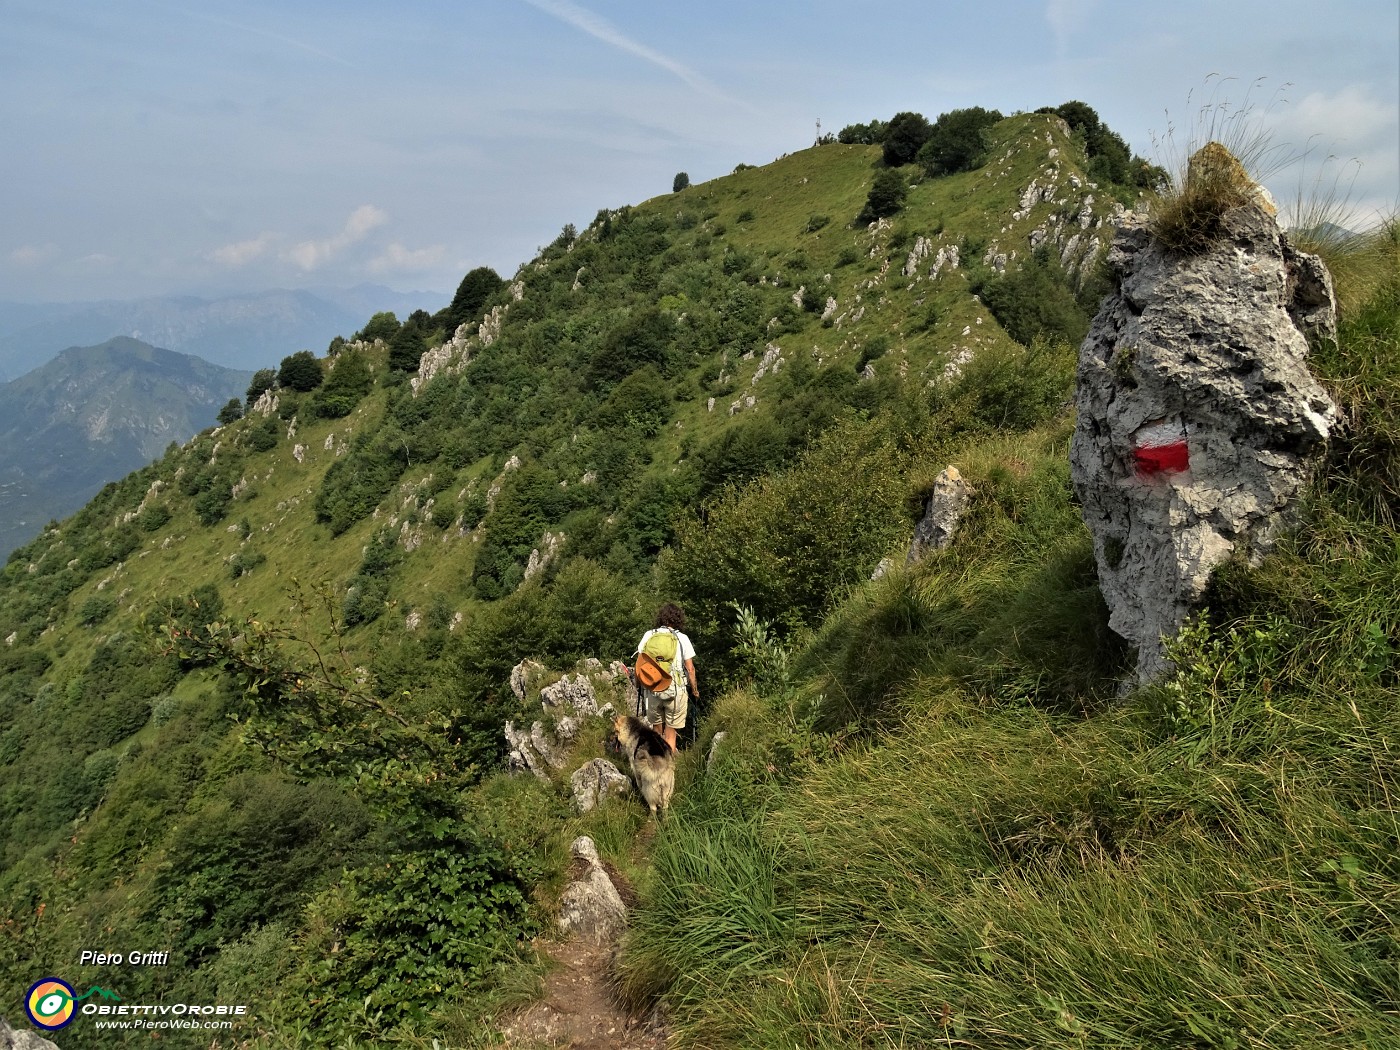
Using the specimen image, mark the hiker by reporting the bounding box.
[632,602,699,752]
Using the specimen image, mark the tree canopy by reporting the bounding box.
[918,107,1004,176]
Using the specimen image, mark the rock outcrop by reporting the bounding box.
[557,836,628,943]
[907,466,973,564]
[1,1016,59,1050]
[504,658,633,793]
[1071,145,1338,679]
[571,758,633,813]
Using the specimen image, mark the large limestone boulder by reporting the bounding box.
[571,758,633,812]
[906,466,973,564]
[1,1016,60,1050]
[1071,145,1338,680]
[557,836,628,943]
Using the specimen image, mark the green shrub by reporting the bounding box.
[857,168,908,224]
[278,349,324,392]
[292,837,533,1039]
[975,248,1093,348]
[917,106,1004,176]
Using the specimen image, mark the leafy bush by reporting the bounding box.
[881,110,932,167]
[974,248,1093,347]
[857,168,908,224]
[837,119,888,145]
[309,345,374,419]
[918,106,1004,176]
[149,773,372,958]
[292,836,532,1038]
[217,398,243,425]
[278,350,324,392]
[673,171,691,192]
[664,417,908,676]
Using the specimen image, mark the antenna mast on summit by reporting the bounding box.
[815,118,822,144]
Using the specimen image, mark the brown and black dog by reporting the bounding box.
[607,715,675,820]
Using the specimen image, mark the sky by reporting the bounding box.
[3,0,1397,304]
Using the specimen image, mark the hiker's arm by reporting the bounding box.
[685,658,698,698]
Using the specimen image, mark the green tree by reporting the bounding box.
[388,325,426,373]
[356,311,400,344]
[278,350,324,392]
[918,107,1004,176]
[311,346,374,419]
[440,267,505,335]
[217,398,243,425]
[857,168,908,223]
[673,172,691,192]
[245,368,276,407]
[882,111,932,167]
[838,119,888,145]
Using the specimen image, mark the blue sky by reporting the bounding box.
[3,0,1396,302]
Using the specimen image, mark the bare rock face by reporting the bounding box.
[571,758,633,812]
[907,466,973,564]
[557,836,628,942]
[0,1016,60,1050]
[1071,150,1338,679]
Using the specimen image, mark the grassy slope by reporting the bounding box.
[615,242,1400,1047]
[0,112,1187,1045]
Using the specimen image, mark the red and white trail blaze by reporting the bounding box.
[1132,420,1189,479]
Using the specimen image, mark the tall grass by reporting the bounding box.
[617,257,1400,1047]
[1147,76,1298,254]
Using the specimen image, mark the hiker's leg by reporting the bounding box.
[661,724,677,752]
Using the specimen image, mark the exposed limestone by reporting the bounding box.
[907,466,973,563]
[505,659,633,779]
[509,658,551,703]
[1071,154,1338,680]
[930,244,960,277]
[0,1016,60,1050]
[571,759,633,813]
[540,672,602,717]
[557,836,627,943]
[523,531,565,581]
[412,321,476,394]
[251,388,278,417]
[751,343,783,384]
[706,731,728,771]
[904,235,934,277]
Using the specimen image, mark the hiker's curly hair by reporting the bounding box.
[654,602,686,630]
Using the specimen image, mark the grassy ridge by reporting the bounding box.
[617,237,1400,1048]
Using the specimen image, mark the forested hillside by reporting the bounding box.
[1,101,1394,1048]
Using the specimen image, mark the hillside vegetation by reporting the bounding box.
[1,103,1395,1048]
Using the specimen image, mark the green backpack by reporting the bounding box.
[636,630,681,697]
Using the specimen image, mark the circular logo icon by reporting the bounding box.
[25,977,77,1031]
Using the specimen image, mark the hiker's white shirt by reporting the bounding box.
[636,628,696,665]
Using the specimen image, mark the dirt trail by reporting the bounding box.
[499,935,667,1050]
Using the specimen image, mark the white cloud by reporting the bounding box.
[520,0,742,107]
[9,243,59,266]
[369,242,448,274]
[284,205,389,271]
[1270,85,1397,153]
[210,232,278,267]
[1263,85,1400,226]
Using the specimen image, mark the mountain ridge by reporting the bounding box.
[0,336,252,556]
[2,105,1389,1048]
[0,284,447,380]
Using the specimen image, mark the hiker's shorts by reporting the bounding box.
[644,686,687,731]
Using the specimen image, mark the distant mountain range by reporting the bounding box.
[0,284,447,381]
[0,336,253,556]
